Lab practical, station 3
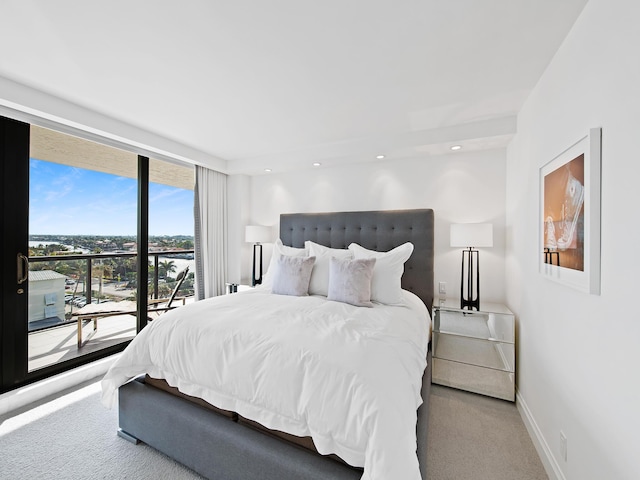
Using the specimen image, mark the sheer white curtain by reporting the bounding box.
[194,166,227,300]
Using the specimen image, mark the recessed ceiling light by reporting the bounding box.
[450,145,462,151]
[376,154,385,159]
[312,162,321,167]
[264,168,272,172]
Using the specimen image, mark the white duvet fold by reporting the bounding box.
[101,289,430,480]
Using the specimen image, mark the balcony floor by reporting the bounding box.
[28,294,195,372]
[28,314,136,372]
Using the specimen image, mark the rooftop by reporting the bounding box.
[29,270,67,282]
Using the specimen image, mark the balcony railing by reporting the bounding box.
[29,249,194,319]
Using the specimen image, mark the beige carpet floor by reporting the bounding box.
[427,384,548,479]
[0,379,547,479]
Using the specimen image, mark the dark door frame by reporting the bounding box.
[1,115,30,391]
[0,115,150,393]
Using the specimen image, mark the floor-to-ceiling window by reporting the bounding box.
[1,116,194,392]
[148,158,195,307]
[27,125,140,372]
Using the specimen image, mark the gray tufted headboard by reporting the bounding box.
[279,209,434,314]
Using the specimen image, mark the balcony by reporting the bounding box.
[27,250,194,372]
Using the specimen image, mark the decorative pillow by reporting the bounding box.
[262,238,308,288]
[271,255,316,296]
[306,241,354,296]
[327,257,376,307]
[348,242,414,305]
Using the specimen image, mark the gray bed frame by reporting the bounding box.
[118,209,435,480]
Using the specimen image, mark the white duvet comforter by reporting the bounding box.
[102,288,430,480]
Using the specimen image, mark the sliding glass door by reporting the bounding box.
[1,115,193,392]
[27,125,141,372]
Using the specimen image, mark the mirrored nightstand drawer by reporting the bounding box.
[433,358,515,401]
[433,332,515,372]
[435,308,514,343]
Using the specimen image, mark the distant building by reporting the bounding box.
[96,240,117,250]
[28,270,66,324]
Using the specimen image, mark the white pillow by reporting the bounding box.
[306,241,354,296]
[327,257,376,307]
[348,242,414,305]
[262,239,308,289]
[271,255,316,297]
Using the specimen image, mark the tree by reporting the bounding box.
[158,260,177,279]
[93,263,113,301]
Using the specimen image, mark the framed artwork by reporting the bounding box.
[539,127,601,294]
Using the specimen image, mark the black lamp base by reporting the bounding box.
[251,243,263,287]
[460,296,479,310]
[460,248,480,310]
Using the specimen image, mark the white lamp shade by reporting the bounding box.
[245,225,272,244]
[450,223,493,248]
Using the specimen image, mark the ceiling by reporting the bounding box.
[0,0,588,175]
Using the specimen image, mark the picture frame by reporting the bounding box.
[539,127,601,294]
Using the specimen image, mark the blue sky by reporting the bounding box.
[29,159,194,236]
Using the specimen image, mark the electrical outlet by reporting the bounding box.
[439,281,446,295]
[560,431,567,462]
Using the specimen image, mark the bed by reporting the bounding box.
[102,209,435,480]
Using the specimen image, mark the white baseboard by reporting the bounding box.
[0,354,119,416]
[516,389,566,480]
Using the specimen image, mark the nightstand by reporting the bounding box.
[432,298,515,401]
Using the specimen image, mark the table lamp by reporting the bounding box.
[450,223,493,310]
[245,225,271,286]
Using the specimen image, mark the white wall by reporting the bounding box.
[505,1,640,479]
[230,150,508,303]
